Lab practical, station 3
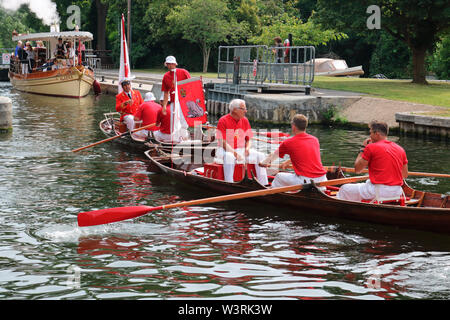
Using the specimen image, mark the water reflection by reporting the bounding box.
[1,82,450,300]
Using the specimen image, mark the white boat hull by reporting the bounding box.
[9,66,95,98]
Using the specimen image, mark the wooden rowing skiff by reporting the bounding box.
[144,148,450,235]
[99,112,217,153]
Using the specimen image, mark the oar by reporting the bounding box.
[202,124,289,139]
[77,175,369,227]
[71,123,156,152]
[251,137,283,144]
[323,166,450,179]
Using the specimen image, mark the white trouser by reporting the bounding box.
[123,114,135,131]
[133,129,149,139]
[153,130,174,142]
[214,147,268,185]
[337,180,403,202]
[271,172,328,190]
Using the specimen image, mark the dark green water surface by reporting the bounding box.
[1,82,449,300]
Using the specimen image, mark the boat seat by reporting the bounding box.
[196,163,256,181]
[361,196,412,206]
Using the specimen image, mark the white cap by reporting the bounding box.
[164,55,177,66]
[144,92,156,101]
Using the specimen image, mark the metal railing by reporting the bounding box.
[218,45,315,86]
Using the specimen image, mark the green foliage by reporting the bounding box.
[369,31,412,79]
[429,34,450,80]
[0,5,47,48]
[250,12,347,46]
[315,0,450,83]
[166,0,245,72]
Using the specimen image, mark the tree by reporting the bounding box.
[429,33,450,80]
[316,0,450,84]
[250,12,347,47]
[167,0,241,72]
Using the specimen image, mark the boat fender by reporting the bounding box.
[93,80,102,95]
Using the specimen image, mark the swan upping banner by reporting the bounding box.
[176,77,207,127]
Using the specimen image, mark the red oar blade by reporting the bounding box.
[77,205,159,227]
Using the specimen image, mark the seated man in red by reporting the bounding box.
[153,103,172,142]
[337,120,408,202]
[214,99,268,185]
[259,114,327,189]
[115,79,143,131]
[133,92,161,139]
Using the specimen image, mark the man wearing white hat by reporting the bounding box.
[133,92,161,139]
[161,56,191,141]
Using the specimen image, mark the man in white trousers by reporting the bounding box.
[214,99,268,185]
[259,114,328,189]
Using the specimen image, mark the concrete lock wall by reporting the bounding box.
[0,96,12,133]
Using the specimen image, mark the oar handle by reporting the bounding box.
[71,123,155,152]
[323,166,450,179]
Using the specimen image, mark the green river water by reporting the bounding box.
[1,82,450,301]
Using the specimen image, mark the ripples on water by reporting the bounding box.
[1,82,450,300]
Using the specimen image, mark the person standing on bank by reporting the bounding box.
[214,99,269,185]
[337,120,408,202]
[115,79,144,131]
[259,114,327,188]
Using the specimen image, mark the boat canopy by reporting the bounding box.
[12,31,93,42]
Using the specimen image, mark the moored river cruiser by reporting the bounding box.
[9,30,95,98]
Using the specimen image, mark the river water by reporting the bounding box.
[1,82,450,300]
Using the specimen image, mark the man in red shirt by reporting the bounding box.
[337,120,408,202]
[160,56,191,141]
[115,79,144,131]
[214,99,268,185]
[153,103,172,142]
[259,114,327,188]
[133,92,161,139]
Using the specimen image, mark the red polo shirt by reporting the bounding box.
[156,105,171,134]
[362,140,408,186]
[277,132,327,178]
[216,114,253,149]
[134,101,161,131]
[161,68,191,103]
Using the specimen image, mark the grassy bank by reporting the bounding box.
[313,76,450,109]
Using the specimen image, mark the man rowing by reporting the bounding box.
[214,99,268,185]
[259,114,327,188]
[337,120,408,202]
[115,79,144,131]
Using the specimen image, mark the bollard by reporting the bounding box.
[0,96,12,133]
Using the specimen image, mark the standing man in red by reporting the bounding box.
[115,79,144,131]
[259,114,328,188]
[214,99,268,185]
[133,92,161,139]
[337,120,408,202]
[161,56,191,112]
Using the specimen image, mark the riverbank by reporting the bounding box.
[94,70,449,135]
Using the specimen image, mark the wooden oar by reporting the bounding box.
[323,166,450,179]
[251,137,283,144]
[202,124,289,139]
[71,123,156,152]
[77,175,369,227]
